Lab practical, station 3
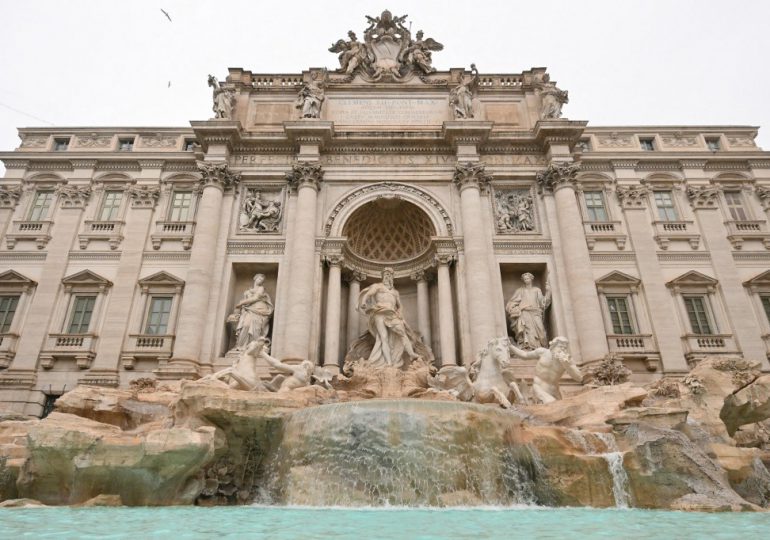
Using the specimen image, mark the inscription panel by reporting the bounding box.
[231,154,547,167]
[325,98,449,125]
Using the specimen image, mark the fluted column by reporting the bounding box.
[537,162,608,363]
[345,272,364,347]
[436,254,457,366]
[323,255,343,372]
[454,162,498,355]
[412,270,432,345]
[281,162,324,360]
[166,162,239,376]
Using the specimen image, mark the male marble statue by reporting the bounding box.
[509,337,582,403]
[295,75,325,118]
[506,273,551,349]
[230,273,274,349]
[358,267,420,368]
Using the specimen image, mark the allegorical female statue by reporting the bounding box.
[505,272,551,349]
[230,273,274,349]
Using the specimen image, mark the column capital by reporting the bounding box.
[286,161,324,192]
[686,185,720,209]
[344,270,366,283]
[323,253,344,267]
[536,161,580,194]
[56,184,91,209]
[453,161,491,191]
[616,184,652,210]
[434,252,456,266]
[0,185,22,209]
[411,269,431,282]
[196,161,241,192]
[126,185,161,209]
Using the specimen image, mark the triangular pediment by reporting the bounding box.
[666,270,718,288]
[596,271,640,286]
[61,270,112,287]
[138,271,184,287]
[744,270,770,287]
[0,270,36,287]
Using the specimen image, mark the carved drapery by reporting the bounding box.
[239,189,283,233]
[494,188,535,233]
[196,161,240,191]
[285,162,324,191]
[453,161,491,191]
[126,185,160,208]
[686,185,720,209]
[0,186,22,209]
[616,185,652,209]
[536,162,580,193]
[56,185,91,209]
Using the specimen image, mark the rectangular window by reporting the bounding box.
[118,138,134,151]
[706,138,721,152]
[169,191,193,221]
[67,295,96,334]
[584,191,609,221]
[183,139,196,151]
[0,295,19,333]
[144,296,173,335]
[53,138,70,151]
[98,190,123,221]
[606,296,634,334]
[724,191,748,221]
[683,295,713,335]
[761,295,770,325]
[640,138,655,151]
[28,191,54,221]
[654,191,678,221]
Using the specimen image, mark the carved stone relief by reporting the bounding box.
[616,185,652,209]
[661,135,698,148]
[140,135,178,148]
[0,186,22,209]
[597,133,633,148]
[239,189,283,233]
[494,189,535,233]
[727,137,755,147]
[126,185,161,208]
[756,185,770,211]
[75,134,112,148]
[19,136,48,149]
[686,185,721,208]
[56,185,91,209]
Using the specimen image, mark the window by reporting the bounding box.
[584,191,608,221]
[144,296,172,334]
[761,295,770,324]
[53,138,70,151]
[683,295,713,335]
[0,295,19,333]
[98,190,123,221]
[169,191,193,221]
[706,138,721,152]
[654,191,678,221]
[723,191,748,221]
[28,191,54,221]
[639,138,655,151]
[118,138,134,151]
[606,296,634,334]
[183,139,196,151]
[67,295,96,334]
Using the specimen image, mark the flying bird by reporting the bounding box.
[160,8,172,22]
[168,81,171,88]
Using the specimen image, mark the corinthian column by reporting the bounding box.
[537,162,608,363]
[454,162,498,356]
[281,162,323,361]
[163,162,239,378]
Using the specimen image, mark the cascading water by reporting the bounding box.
[594,432,631,508]
[253,399,554,506]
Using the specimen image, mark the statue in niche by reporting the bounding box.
[509,337,583,403]
[430,337,527,408]
[329,31,372,75]
[449,64,479,119]
[356,267,421,369]
[207,75,235,120]
[228,273,274,350]
[506,273,551,349]
[240,190,282,232]
[401,30,443,74]
[295,73,325,119]
[495,191,535,233]
[537,74,568,120]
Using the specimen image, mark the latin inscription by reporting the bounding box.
[231,154,546,167]
[326,98,449,125]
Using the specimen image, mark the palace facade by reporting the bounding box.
[1,11,769,416]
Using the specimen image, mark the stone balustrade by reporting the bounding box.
[151,221,196,250]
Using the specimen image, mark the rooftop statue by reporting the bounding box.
[295,72,325,119]
[207,75,235,120]
[510,337,583,403]
[537,74,569,120]
[449,64,479,119]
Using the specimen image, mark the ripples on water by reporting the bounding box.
[0,506,767,540]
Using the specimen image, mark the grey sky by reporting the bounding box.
[1,0,769,176]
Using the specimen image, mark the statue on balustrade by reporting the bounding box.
[506,273,551,349]
[295,73,325,119]
[227,273,274,350]
[449,64,479,119]
[207,75,235,120]
[537,74,568,120]
[509,337,583,403]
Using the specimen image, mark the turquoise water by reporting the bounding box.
[0,507,767,539]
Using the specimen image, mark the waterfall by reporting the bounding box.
[593,432,631,508]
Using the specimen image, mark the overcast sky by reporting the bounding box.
[1,0,769,175]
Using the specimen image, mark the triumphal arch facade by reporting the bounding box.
[1,10,769,415]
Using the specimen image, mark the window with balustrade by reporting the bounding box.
[0,296,20,334]
[596,271,656,356]
[28,190,54,221]
[98,190,124,221]
[682,295,714,335]
[606,296,635,334]
[0,271,35,369]
[169,190,193,221]
[653,191,678,221]
[144,296,173,335]
[67,295,96,334]
[584,191,609,222]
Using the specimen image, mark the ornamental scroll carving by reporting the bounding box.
[239,189,282,233]
[285,162,324,191]
[756,185,770,211]
[0,186,22,209]
[453,161,491,190]
[75,134,112,148]
[494,189,535,233]
[536,162,580,193]
[196,161,240,190]
[616,185,652,209]
[56,185,91,209]
[126,185,160,208]
[686,185,720,208]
